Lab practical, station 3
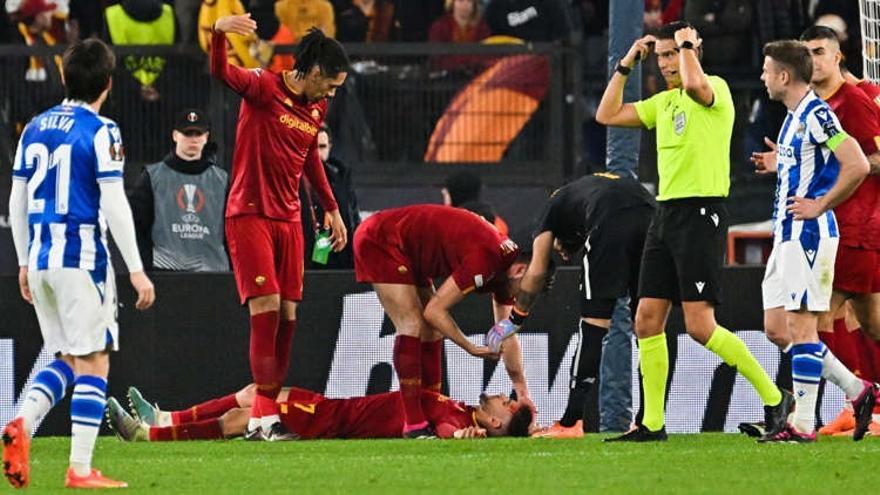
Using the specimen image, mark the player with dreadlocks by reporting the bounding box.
[211,15,349,441]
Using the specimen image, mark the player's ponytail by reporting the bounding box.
[293,28,351,80]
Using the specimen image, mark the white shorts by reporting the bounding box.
[28,266,119,356]
[762,238,838,312]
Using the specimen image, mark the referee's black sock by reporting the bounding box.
[559,320,607,428]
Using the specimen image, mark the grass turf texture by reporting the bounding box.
[14,434,880,493]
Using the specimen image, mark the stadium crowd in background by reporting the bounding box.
[7,6,880,492]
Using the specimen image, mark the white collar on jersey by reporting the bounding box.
[789,89,818,116]
[61,98,97,114]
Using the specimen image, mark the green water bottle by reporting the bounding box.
[312,230,332,265]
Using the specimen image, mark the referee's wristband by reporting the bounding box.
[509,307,529,326]
[615,63,632,76]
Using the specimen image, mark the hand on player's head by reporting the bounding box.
[214,14,257,36]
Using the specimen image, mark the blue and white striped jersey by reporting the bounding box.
[12,100,124,275]
[773,91,848,244]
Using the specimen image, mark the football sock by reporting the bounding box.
[865,331,880,382]
[560,321,607,427]
[791,343,824,434]
[706,325,782,406]
[638,333,668,432]
[149,419,224,441]
[820,343,866,399]
[249,310,280,421]
[420,339,443,393]
[172,393,240,424]
[275,319,297,386]
[393,335,427,429]
[17,358,73,432]
[69,375,106,476]
[830,319,864,378]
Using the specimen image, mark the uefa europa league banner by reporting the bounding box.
[0,269,844,436]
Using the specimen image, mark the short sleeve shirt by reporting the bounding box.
[634,75,735,200]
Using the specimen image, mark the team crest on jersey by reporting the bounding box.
[108,142,124,161]
[673,111,686,135]
[311,108,321,120]
[796,123,806,138]
[283,97,293,107]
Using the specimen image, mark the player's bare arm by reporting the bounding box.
[675,27,713,106]
[787,137,869,219]
[513,232,554,314]
[867,151,880,175]
[595,35,654,127]
[423,278,498,360]
[213,13,257,35]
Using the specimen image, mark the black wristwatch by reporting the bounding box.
[616,63,632,76]
[679,41,694,50]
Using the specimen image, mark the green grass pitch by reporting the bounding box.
[13,434,880,493]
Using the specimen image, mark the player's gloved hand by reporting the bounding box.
[485,319,519,354]
[130,271,156,311]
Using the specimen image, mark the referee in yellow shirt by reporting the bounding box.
[596,21,793,441]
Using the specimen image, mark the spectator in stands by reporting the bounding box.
[130,109,230,272]
[395,0,445,41]
[441,170,508,236]
[175,0,201,45]
[105,0,175,102]
[7,0,67,82]
[483,0,571,43]
[68,0,105,40]
[334,0,395,42]
[814,13,862,77]
[428,0,491,71]
[683,0,754,67]
[300,125,361,269]
[275,0,337,40]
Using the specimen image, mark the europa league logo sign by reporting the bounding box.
[177,183,205,223]
[184,184,198,213]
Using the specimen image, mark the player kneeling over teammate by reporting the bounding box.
[107,385,532,441]
[353,205,547,438]
[486,172,656,439]
[3,39,155,489]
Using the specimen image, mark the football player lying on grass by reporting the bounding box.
[106,384,533,441]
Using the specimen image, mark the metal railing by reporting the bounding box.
[0,42,583,187]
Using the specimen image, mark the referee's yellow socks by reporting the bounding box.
[706,326,782,406]
[638,333,669,432]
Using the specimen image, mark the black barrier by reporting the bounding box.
[3,266,849,437]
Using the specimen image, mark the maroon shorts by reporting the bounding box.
[353,217,429,287]
[226,215,304,304]
[834,244,880,294]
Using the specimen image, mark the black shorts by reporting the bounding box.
[638,197,728,305]
[579,205,653,319]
